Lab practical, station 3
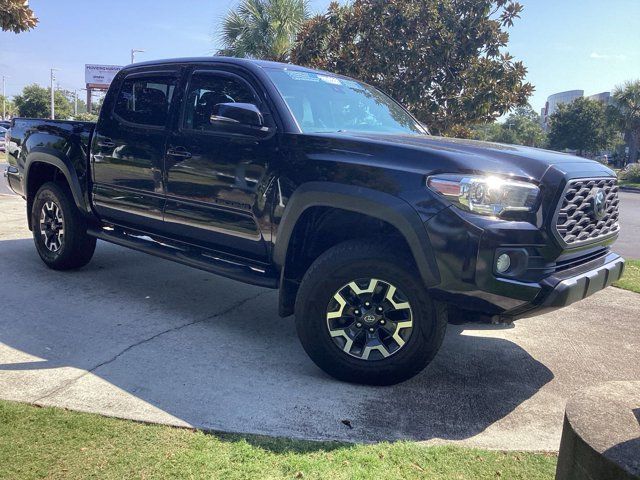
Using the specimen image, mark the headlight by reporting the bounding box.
[427,174,539,216]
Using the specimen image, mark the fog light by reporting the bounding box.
[496,253,511,273]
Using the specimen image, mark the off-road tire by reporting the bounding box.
[31,181,96,270]
[295,240,447,385]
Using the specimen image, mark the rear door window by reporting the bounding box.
[114,77,176,127]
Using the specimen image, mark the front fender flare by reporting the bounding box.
[273,181,441,288]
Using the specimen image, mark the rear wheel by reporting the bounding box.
[32,182,96,270]
[295,240,447,385]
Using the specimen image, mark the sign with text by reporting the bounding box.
[84,64,122,88]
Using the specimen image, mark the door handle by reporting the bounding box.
[97,139,116,148]
[167,147,192,159]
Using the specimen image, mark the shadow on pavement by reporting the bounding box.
[0,238,553,444]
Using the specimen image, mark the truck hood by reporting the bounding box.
[312,132,615,182]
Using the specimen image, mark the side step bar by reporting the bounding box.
[87,227,278,289]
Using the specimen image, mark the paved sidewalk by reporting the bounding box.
[0,193,638,452]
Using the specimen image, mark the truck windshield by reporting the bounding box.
[265,68,426,135]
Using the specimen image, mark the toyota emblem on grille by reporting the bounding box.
[591,188,606,220]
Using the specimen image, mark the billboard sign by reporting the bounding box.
[85,64,122,88]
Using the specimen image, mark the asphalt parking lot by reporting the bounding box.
[0,173,638,452]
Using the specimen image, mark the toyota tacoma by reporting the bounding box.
[4,57,624,385]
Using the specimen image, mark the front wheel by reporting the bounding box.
[31,182,96,270]
[295,240,447,385]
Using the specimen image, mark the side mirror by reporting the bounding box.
[211,103,264,128]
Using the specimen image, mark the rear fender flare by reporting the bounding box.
[24,148,88,228]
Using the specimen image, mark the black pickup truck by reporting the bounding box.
[4,57,624,385]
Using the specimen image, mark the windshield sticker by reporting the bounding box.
[318,75,342,85]
[285,71,320,82]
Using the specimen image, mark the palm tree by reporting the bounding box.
[219,0,309,62]
[611,80,640,164]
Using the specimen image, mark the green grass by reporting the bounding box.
[614,259,640,294]
[0,400,557,480]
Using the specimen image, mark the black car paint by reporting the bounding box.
[4,56,623,320]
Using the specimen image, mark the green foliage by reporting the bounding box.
[0,94,17,118]
[472,106,546,147]
[619,163,640,183]
[12,84,73,120]
[547,97,614,156]
[219,0,309,61]
[291,0,533,135]
[0,0,38,33]
[609,80,640,163]
[0,400,557,480]
[74,112,98,122]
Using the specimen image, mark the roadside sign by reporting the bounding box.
[84,64,122,88]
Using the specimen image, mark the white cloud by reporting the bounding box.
[590,52,627,60]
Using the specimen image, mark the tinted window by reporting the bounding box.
[114,77,175,127]
[183,73,257,131]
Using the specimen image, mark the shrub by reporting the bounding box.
[619,163,640,183]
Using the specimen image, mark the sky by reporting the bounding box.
[0,0,638,114]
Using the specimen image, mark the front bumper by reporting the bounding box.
[512,253,624,319]
[423,204,625,320]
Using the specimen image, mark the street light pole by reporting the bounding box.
[74,89,79,116]
[50,68,59,119]
[1,75,7,120]
[131,49,145,64]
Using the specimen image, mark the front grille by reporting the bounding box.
[555,178,620,246]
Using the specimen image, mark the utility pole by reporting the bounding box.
[50,68,59,119]
[1,75,7,120]
[74,89,79,116]
[131,49,145,64]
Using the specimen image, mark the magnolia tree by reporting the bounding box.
[0,0,38,33]
[291,0,533,136]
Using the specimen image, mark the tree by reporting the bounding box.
[219,0,309,62]
[0,0,38,33]
[1,94,17,119]
[74,112,98,122]
[547,97,613,157]
[13,84,73,120]
[609,80,640,163]
[291,0,533,136]
[58,89,88,115]
[472,106,546,147]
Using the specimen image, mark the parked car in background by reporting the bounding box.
[0,126,7,153]
[4,57,625,385]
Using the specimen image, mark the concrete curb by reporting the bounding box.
[620,186,640,194]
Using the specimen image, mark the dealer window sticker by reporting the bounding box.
[285,71,320,82]
[318,75,342,85]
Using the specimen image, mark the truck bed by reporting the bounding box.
[5,118,95,199]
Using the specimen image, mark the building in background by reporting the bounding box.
[541,89,611,130]
[587,91,612,104]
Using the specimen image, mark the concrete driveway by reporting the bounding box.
[0,183,638,452]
